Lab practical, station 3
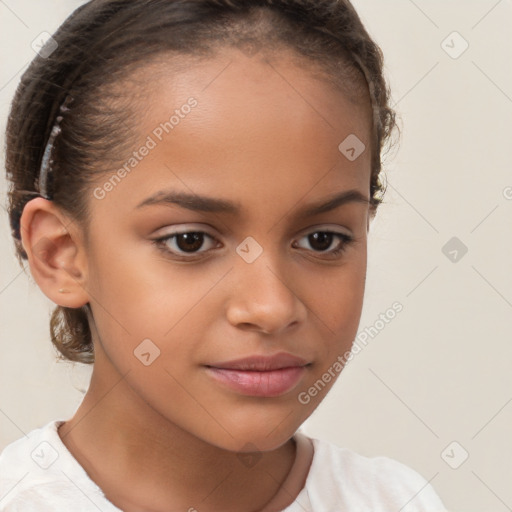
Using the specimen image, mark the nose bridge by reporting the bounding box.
[226,237,305,333]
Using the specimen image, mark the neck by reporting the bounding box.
[58,349,299,512]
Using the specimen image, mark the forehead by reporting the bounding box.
[91,48,373,219]
[135,46,372,138]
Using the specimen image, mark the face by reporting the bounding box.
[81,47,372,452]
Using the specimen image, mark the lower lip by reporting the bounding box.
[205,366,307,397]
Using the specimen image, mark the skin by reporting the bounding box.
[21,47,373,511]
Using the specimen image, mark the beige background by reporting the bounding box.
[1,1,511,511]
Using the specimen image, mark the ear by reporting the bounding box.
[19,197,90,308]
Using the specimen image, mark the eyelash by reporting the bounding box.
[152,229,354,261]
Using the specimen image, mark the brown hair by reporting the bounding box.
[5,0,398,364]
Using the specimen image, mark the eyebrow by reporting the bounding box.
[135,189,370,216]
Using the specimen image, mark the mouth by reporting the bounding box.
[204,353,311,397]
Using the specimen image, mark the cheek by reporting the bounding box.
[87,237,215,330]
[89,230,366,364]
[292,259,367,415]
[308,252,367,337]
[299,251,367,396]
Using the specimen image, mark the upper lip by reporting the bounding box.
[206,352,310,371]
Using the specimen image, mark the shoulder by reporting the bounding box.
[300,433,447,512]
[0,420,120,512]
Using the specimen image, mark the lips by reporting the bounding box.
[205,352,310,397]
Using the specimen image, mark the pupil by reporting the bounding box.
[176,233,204,252]
[309,232,332,251]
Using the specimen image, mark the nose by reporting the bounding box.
[225,252,307,335]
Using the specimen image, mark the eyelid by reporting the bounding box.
[153,223,218,238]
[297,224,353,238]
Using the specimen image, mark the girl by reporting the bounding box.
[1,1,447,510]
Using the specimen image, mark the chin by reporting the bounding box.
[216,433,294,455]
[198,416,302,454]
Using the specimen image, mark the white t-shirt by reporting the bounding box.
[0,420,447,511]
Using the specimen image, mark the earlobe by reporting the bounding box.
[20,197,90,308]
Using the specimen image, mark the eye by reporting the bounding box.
[152,228,354,261]
[293,230,354,258]
[153,230,219,258]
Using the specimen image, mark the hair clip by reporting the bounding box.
[37,95,74,200]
